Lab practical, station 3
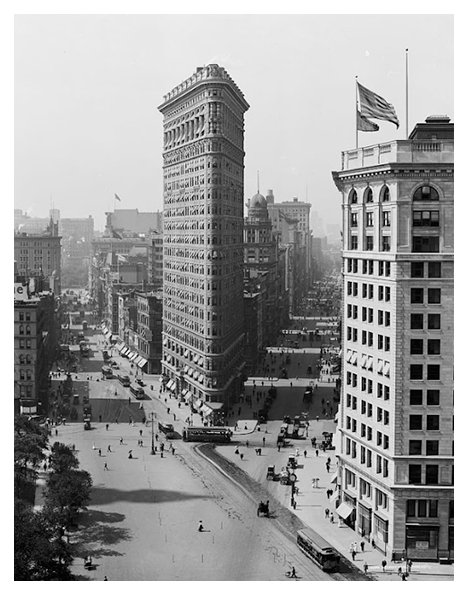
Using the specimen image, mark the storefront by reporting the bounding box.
[405,525,439,560]
[358,503,372,539]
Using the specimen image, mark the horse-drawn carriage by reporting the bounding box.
[257,501,270,517]
[266,465,275,480]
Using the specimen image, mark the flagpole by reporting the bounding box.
[405,49,409,139]
[355,76,359,149]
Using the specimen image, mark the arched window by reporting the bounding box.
[413,185,439,201]
[364,188,374,203]
[19,325,24,335]
[380,186,390,202]
[26,370,32,380]
[19,354,25,364]
[349,189,358,204]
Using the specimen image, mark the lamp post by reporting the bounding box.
[150,411,156,455]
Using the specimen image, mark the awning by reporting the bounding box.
[130,352,140,362]
[195,399,203,409]
[117,343,127,353]
[346,349,353,363]
[136,357,148,368]
[377,359,383,374]
[336,502,354,520]
[184,365,189,373]
[200,404,213,417]
[330,472,339,484]
[351,352,358,365]
[331,491,340,502]
[383,361,390,377]
[193,372,199,380]
[121,347,130,356]
[104,330,112,339]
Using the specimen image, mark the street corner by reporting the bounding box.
[231,419,258,436]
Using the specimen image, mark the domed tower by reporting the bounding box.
[244,189,277,271]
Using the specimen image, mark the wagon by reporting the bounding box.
[266,465,275,480]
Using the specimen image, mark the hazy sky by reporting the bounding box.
[14,14,454,231]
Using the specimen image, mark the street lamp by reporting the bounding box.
[150,411,156,455]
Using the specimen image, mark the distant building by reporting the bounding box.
[105,209,163,235]
[59,216,94,265]
[14,222,62,294]
[147,230,164,288]
[14,289,57,415]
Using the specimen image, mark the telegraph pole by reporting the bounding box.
[151,411,156,455]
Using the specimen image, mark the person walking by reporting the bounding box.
[360,540,365,552]
[381,559,387,573]
[351,549,356,561]
[198,521,204,532]
[104,462,108,470]
[363,562,368,574]
[324,508,330,518]
[316,449,319,457]
[107,445,112,452]
[119,437,123,445]
[98,449,102,457]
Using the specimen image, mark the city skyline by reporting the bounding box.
[14,14,453,230]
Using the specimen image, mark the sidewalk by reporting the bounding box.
[216,429,454,581]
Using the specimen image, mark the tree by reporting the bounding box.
[48,442,79,474]
[15,498,74,581]
[14,415,48,503]
[44,469,92,529]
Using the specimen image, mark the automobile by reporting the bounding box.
[136,378,145,387]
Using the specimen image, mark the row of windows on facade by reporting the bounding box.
[350,210,440,228]
[17,369,33,380]
[345,439,389,473]
[348,184,440,205]
[347,328,392,351]
[345,398,391,425]
[347,281,391,300]
[349,235,441,253]
[344,472,390,513]
[346,385,391,409]
[347,305,392,325]
[346,258,392,276]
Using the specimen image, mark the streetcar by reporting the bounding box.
[296,527,340,572]
[158,421,175,439]
[130,383,145,399]
[118,373,131,387]
[102,365,114,379]
[182,426,231,443]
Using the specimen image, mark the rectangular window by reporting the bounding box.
[382,236,391,252]
[385,287,391,302]
[429,500,438,517]
[427,390,440,406]
[362,259,368,274]
[368,285,374,299]
[411,262,424,278]
[384,337,390,351]
[382,211,391,227]
[378,261,384,276]
[362,283,368,298]
[362,330,367,345]
[428,262,442,278]
[425,465,439,485]
[428,313,441,329]
[368,260,374,275]
[410,364,424,380]
[426,440,439,456]
[384,386,390,401]
[351,212,358,227]
[383,459,388,477]
[411,288,424,303]
[413,236,440,253]
[352,396,357,410]
[385,261,391,276]
[366,212,374,227]
[362,307,367,321]
[347,304,352,318]
[427,339,441,355]
[378,310,384,325]
[367,403,373,417]
[378,286,384,300]
[353,259,358,273]
[347,281,352,295]
[368,307,374,322]
[410,390,423,405]
[366,236,374,251]
[428,288,441,304]
[427,365,440,380]
[377,431,382,446]
[407,500,416,517]
[409,464,422,484]
[427,415,440,431]
[368,332,373,346]
[409,415,423,430]
[378,334,383,349]
[361,378,367,392]
[368,380,373,395]
[384,411,389,425]
[409,440,422,455]
[413,211,440,227]
[411,313,424,329]
[353,282,358,296]
[376,455,382,474]
[351,235,358,250]
[385,312,390,326]
[410,339,424,355]
[383,435,389,450]
[353,305,358,319]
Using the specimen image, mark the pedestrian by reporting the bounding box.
[304,450,307,458]
[104,576,108,581]
[401,572,408,581]
[363,562,368,574]
[240,453,244,460]
[406,559,413,573]
[324,508,330,518]
[104,462,108,470]
[246,440,249,448]
[98,449,102,456]
[198,521,204,532]
[316,449,319,457]
[139,429,143,437]
[326,462,330,472]
[330,513,334,523]
[262,436,265,446]
[120,437,123,445]
[381,559,387,572]
[351,550,356,561]
[106,424,109,431]
[107,445,111,452]
[360,540,365,552]
[55,429,58,436]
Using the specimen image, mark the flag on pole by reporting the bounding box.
[114,193,122,202]
[357,109,380,132]
[357,82,399,128]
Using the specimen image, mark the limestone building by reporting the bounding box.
[158,64,249,406]
[332,116,454,561]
